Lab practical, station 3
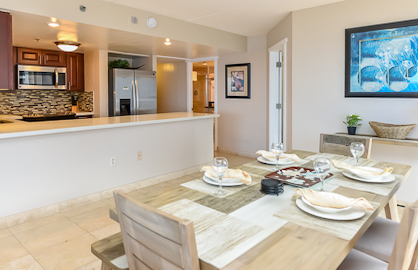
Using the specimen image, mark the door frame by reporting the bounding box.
[268,38,288,150]
[188,56,219,150]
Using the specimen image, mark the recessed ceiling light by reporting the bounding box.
[164,38,171,46]
[48,17,59,27]
[48,22,60,27]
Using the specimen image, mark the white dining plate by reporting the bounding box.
[342,171,396,183]
[301,197,352,213]
[203,172,245,186]
[296,198,365,220]
[257,156,295,165]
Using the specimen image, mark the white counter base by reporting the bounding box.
[0,113,217,219]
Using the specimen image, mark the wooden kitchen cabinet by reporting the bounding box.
[17,48,66,67]
[0,11,13,90]
[42,50,66,67]
[67,53,84,92]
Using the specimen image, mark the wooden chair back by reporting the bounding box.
[389,200,418,270]
[114,191,200,270]
[319,133,372,159]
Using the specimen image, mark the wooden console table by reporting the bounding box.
[336,133,418,147]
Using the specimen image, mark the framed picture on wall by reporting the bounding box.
[345,19,418,98]
[225,63,251,98]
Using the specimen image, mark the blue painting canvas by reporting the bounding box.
[345,19,418,98]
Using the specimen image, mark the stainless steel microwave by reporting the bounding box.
[17,65,67,90]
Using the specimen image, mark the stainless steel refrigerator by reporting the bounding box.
[108,69,157,116]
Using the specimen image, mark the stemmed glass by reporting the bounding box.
[350,142,365,166]
[313,158,330,191]
[213,157,228,196]
[271,142,284,172]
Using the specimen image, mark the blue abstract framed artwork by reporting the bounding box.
[345,19,418,98]
[225,63,251,99]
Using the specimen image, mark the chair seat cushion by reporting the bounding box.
[354,216,399,262]
[338,249,389,270]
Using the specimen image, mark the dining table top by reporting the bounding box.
[109,150,412,270]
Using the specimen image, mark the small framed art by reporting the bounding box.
[225,63,251,99]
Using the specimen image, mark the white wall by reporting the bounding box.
[291,0,418,202]
[217,35,268,156]
[157,61,187,113]
[0,118,213,217]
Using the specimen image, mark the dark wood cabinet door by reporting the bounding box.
[17,47,42,65]
[0,12,13,90]
[42,50,66,67]
[67,53,84,92]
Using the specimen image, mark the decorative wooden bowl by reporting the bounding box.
[369,121,416,139]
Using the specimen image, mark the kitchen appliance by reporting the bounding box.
[20,112,76,122]
[17,65,67,90]
[108,69,157,116]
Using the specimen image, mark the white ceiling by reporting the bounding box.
[102,0,345,36]
[11,11,224,58]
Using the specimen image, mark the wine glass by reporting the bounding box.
[350,142,365,166]
[313,158,330,191]
[271,142,284,172]
[213,157,228,196]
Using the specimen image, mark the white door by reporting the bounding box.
[269,39,287,150]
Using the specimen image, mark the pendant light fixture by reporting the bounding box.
[54,41,81,52]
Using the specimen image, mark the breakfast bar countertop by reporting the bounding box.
[0,112,219,139]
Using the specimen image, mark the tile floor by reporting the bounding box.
[0,152,407,270]
[0,152,253,270]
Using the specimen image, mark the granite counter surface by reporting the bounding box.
[0,112,219,139]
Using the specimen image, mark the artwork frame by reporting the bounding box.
[345,19,418,98]
[225,63,251,99]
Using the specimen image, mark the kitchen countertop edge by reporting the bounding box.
[0,112,219,140]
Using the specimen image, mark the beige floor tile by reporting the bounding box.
[0,235,29,266]
[13,216,86,254]
[67,205,117,233]
[61,200,111,218]
[33,233,97,270]
[0,228,12,239]
[89,223,120,240]
[0,255,43,270]
[75,259,102,270]
[8,214,65,235]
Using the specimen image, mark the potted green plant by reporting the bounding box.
[343,114,362,135]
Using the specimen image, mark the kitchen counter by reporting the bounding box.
[0,112,219,139]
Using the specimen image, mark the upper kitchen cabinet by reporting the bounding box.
[0,12,13,90]
[67,53,84,92]
[17,48,66,67]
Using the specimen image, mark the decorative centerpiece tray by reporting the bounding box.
[264,167,333,188]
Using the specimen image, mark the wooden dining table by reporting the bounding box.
[109,150,412,270]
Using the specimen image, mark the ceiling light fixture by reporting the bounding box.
[48,17,59,27]
[54,41,81,52]
[203,61,207,66]
[164,38,171,46]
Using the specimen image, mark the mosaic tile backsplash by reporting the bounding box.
[0,90,93,115]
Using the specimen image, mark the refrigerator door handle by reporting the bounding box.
[131,80,136,115]
[135,80,139,114]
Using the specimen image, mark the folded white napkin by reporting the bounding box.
[200,166,252,185]
[293,188,374,210]
[256,150,302,162]
[331,160,393,179]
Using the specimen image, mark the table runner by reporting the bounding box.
[158,199,263,269]
[274,200,380,240]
